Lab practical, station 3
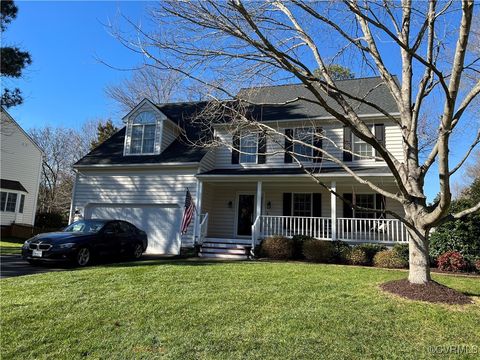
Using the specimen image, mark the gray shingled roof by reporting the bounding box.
[75,77,398,167]
[74,127,209,166]
[237,77,398,120]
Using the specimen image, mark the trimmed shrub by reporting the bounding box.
[429,213,480,267]
[474,259,480,273]
[345,247,369,266]
[392,244,409,264]
[373,250,408,269]
[437,251,468,272]
[261,236,294,260]
[303,239,334,263]
[356,244,387,265]
[291,235,312,259]
[331,240,351,264]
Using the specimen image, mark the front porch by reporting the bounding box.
[194,176,409,257]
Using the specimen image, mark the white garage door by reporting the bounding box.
[85,204,182,255]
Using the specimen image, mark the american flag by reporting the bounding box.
[180,189,196,235]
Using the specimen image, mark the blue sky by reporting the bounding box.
[3,1,477,201]
[5,1,147,130]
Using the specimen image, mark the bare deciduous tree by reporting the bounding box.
[29,122,100,218]
[115,0,480,284]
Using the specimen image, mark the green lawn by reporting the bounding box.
[0,238,23,255]
[1,261,479,359]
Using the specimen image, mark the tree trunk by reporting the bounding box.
[407,228,431,284]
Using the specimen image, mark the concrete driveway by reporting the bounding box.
[1,254,67,279]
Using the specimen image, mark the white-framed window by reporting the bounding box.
[292,193,312,217]
[1,192,18,212]
[354,194,375,218]
[130,111,157,154]
[352,135,373,159]
[293,128,314,161]
[19,194,25,213]
[239,132,258,164]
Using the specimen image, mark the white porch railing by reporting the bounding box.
[336,217,409,243]
[198,213,209,245]
[256,215,332,245]
[253,215,409,246]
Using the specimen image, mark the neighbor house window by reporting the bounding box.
[293,128,313,161]
[130,111,156,154]
[5,193,17,212]
[239,133,258,164]
[292,193,312,217]
[19,194,25,213]
[0,192,6,211]
[354,194,375,218]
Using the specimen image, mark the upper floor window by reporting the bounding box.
[293,128,313,161]
[239,133,258,164]
[130,111,156,154]
[352,135,373,159]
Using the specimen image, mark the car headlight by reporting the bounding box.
[58,243,76,249]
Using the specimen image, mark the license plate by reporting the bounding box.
[32,249,43,257]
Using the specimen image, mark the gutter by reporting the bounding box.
[73,162,201,170]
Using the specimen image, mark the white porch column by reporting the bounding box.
[193,179,203,244]
[255,181,262,240]
[256,181,262,219]
[330,181,337,240]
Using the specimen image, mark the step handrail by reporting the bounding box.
[198,213,209,245]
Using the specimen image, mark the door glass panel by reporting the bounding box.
[237,195,255,236]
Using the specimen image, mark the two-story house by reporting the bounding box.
[1,108,43,228]
[72,77,408,258]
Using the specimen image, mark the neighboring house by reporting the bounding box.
[72,77,408,258]
[1,108,43,227]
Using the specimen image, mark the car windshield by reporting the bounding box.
[63,220,106,233]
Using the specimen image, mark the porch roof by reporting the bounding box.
[197,166,393,178]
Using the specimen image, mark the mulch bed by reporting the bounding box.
[380,279,473,305]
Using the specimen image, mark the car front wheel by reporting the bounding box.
[132,243,143,259]
[76,247,91,266]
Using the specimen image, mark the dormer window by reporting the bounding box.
[130,111,156,154]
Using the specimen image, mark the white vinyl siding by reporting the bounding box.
[0,112,43,226]
[161,120,180,152]
[71,167,199,250]
[212,118,403,169]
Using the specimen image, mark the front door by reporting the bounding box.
[237,194,255,236]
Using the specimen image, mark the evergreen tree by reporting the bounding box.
[90,120,118,149]
[0,0,32,108]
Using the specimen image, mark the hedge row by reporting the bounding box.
[259,235,409,269]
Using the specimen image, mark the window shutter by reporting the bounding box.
[374,124,385,161]
[231,133,240,164]
[375,194,386,218]
[343,193,353,218]
[283,193,292,216]
[258,132,267,164]
[312,193,322,217]
[284,129,293,163]
[343,127,352,161]
[313,127,323,163]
